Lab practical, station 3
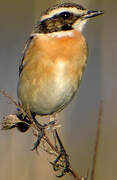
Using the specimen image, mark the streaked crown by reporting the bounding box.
[34,2,103,33]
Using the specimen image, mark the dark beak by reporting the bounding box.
[83,10,103,19]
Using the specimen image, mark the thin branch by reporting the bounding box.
[90,101,103,180]
[0,90,19,107]
[0,90,25,115]
[43,134,59,154]
[69,167,81,180]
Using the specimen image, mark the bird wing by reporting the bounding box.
[19,34,35,75]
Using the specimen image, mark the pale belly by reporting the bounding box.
[17,61,80,115]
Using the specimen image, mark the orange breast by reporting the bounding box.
[23,30,88,79]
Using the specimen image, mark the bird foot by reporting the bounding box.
[50,129,71,177]
[50,146,71,177]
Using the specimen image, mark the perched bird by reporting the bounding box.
[17,2,103,131]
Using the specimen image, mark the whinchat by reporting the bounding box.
[17,2,103,122]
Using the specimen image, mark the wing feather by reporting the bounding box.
[19,35,34,75]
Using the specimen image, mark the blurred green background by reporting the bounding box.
[0,0,117,180]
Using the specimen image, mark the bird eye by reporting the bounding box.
[59,11,71,19]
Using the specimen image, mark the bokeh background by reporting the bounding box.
[0,0,117,180]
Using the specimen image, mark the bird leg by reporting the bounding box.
[50,129,71,177]
[31,114,45,151]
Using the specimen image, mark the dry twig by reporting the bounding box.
[0,90,103,180]
[90,101,103,180]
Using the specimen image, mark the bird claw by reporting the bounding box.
[50,158,70,178]
[50,149,70,177]
[49,129,71,177]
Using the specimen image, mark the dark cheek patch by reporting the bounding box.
[38,17,73,33]
[61,24,72,31]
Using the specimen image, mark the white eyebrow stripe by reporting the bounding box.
[40,7,86,21]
